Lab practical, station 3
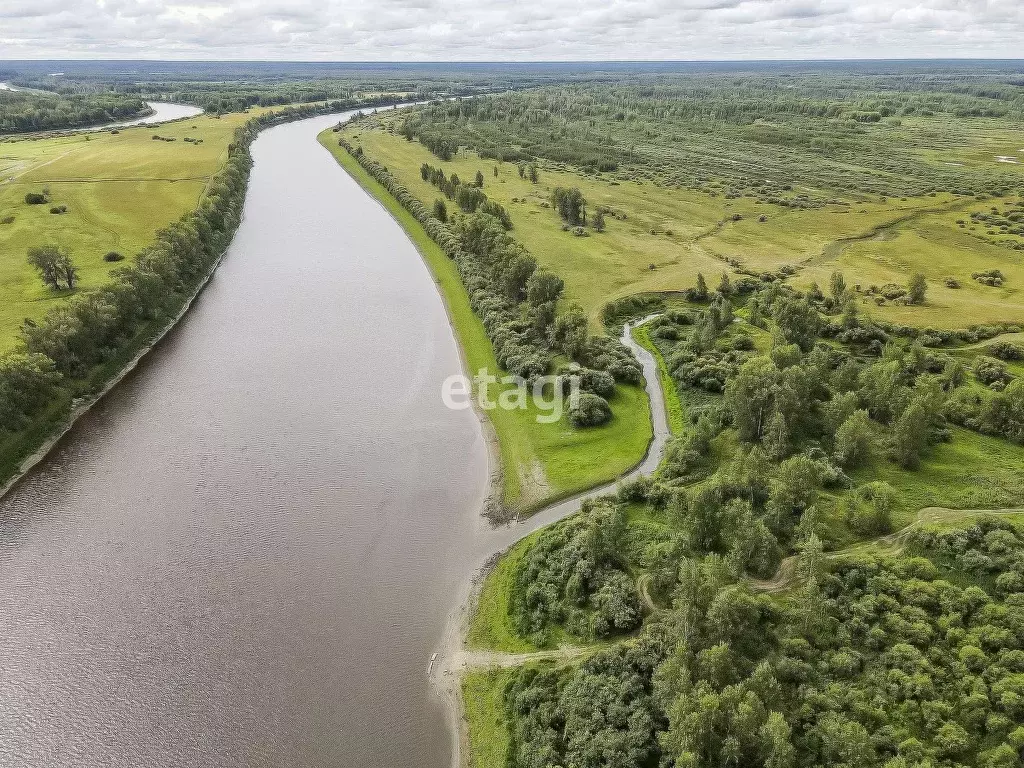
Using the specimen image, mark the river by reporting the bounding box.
[78,101,204,131]
[0,109,668,767]
[0,82,202,130]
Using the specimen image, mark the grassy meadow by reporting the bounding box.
[466,533,542,654]
[462,670,514,768]
[342,118,1024,331]
[0,110,262,352]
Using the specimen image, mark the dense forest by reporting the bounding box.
[496,273,1024,768]
[505,515,1024,768]
[398,70,1024,204]
[0,89,149,134]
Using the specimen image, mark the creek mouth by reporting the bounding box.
[0,109,669,768]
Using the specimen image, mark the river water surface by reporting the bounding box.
[0,110,668,768]
[0,111,492,767]
[78,101,205,131]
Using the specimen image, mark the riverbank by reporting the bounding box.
[0,97,409,499]
[0,239,229,502]
[428,315,671,768]
[319,129,654,516]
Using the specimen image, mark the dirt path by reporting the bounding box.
[748,506,1024,593]
[450,646,592,672]
[1,148,79,185]
[637,572,660,613]
[748,556,798,593]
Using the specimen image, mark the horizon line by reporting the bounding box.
[2,56,1024,64]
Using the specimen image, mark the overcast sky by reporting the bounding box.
[1,0,1022,61]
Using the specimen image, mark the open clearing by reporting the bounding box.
[0,109,262,351]
[343,118,1024,331]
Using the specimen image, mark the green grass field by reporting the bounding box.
[462,670,513,768]
[846,427,1024,528]
[0,110,261,352]
[319,132,653,513]
[343,120,1024,330]
[466,534,541,653]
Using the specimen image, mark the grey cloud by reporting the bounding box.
[0,0,1021,59]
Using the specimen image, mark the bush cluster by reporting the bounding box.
[340,135,641,397]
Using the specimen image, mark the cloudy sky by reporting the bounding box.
[1,0,1022,60]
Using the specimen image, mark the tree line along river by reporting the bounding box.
[0,109,668,767]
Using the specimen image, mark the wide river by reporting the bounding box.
[0,110,667,767]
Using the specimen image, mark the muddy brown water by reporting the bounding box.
[0,110,668,768]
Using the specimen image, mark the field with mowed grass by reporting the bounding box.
[0,110,262,352]
[320,132,653,513]
[343,112,1024,331]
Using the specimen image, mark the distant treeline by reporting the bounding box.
[0,95,401,485]
[0,90,149,134]
[399,74,1024,203]
[11,74,484,119]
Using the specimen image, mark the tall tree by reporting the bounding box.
[829,270,847,304]
[694,272,709,301]
[27,244,77,290]
[908,272,928,304]
[890,398,929,468]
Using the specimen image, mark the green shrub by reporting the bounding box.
[568,393,612,427]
